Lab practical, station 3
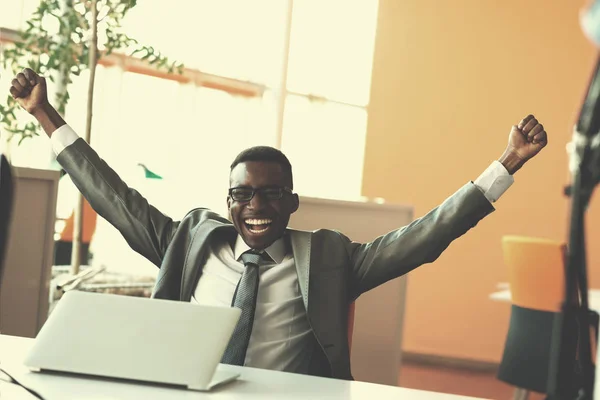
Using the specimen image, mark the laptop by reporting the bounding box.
[24,290,241,391]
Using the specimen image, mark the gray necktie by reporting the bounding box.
[221,251,262,365]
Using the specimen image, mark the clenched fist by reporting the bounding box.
[8,68,65,137]
[9,68,49,115]
[511,114,548,161]
[499,114,548,174]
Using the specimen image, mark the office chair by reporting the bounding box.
[54,198,97,265]
[497,236,574,398]
[0,154,14,289]
[348,302,356,351]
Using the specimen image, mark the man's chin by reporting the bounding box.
[240,231,281,251]
[242,236,274,251]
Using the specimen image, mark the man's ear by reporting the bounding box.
[226,196,232,219]
[290,193,299,214]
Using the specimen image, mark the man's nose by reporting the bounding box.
[248,191,267,210]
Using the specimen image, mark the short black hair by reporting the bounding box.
[230,146,294,189]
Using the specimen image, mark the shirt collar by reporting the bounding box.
[233,234,288,264]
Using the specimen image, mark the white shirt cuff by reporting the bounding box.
[51,124,80,155]
[473,161,514,203]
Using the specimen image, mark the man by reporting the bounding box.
[9,68,547,380]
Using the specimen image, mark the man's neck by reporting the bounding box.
[233,234,289,263]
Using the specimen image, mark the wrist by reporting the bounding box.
[31,102,66,138]
[31,101,52,120]
[498,148,525,175]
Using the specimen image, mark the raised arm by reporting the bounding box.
[9,68,177,267]
[346,115,548,298]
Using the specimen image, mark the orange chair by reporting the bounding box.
[55,199,98,265]
[497,236,591,398]
[60,200,98,244]
[503,235,566,313]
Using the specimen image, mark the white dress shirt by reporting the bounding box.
[50,124,515,372]
[191,235,313,372]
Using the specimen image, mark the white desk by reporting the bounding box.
[489,288,600,311]
[0,335,480,400]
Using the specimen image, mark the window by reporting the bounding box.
[286,0,379,106]
[282,95,368,199]
[0,0,380,274]
[2,0,379,200]
[64,68,277,218]
[282,0,379,199]
[121,0,289,87]
[0,0,38,31]
[114,72,277,217]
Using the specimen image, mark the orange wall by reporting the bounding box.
[362,0,599,362]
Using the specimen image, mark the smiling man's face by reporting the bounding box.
[227,161,299,250]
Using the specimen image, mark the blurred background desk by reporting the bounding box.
[489,288,600,311]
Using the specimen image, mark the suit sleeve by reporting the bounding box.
[344,183,495,299]
[56,138,179,267]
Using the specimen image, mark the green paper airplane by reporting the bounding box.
[137,163,163,180]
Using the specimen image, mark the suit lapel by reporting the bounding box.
[289,229,312,311]
[180,224,313,307]
[180,220,236,301]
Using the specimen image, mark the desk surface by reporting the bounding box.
[489,288,600,312]
[0,335,480,400]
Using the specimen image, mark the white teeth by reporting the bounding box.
[244,218,272,225]
[245,218,272,234]
[249,227,269,234]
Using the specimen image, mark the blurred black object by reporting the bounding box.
[0,154,14,290]
[548,54,600,400]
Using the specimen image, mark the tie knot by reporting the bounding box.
[240,251,263,267]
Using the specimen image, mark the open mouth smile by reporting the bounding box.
[244,218,273,234]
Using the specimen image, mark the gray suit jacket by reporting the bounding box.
[57,139,495,380]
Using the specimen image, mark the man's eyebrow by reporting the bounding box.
[260,185,284,189]
[231,185,283,189]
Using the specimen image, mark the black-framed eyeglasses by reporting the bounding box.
[228,186,293,202]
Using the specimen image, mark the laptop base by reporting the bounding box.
[188,370,240,391]
[28,367,240,392]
